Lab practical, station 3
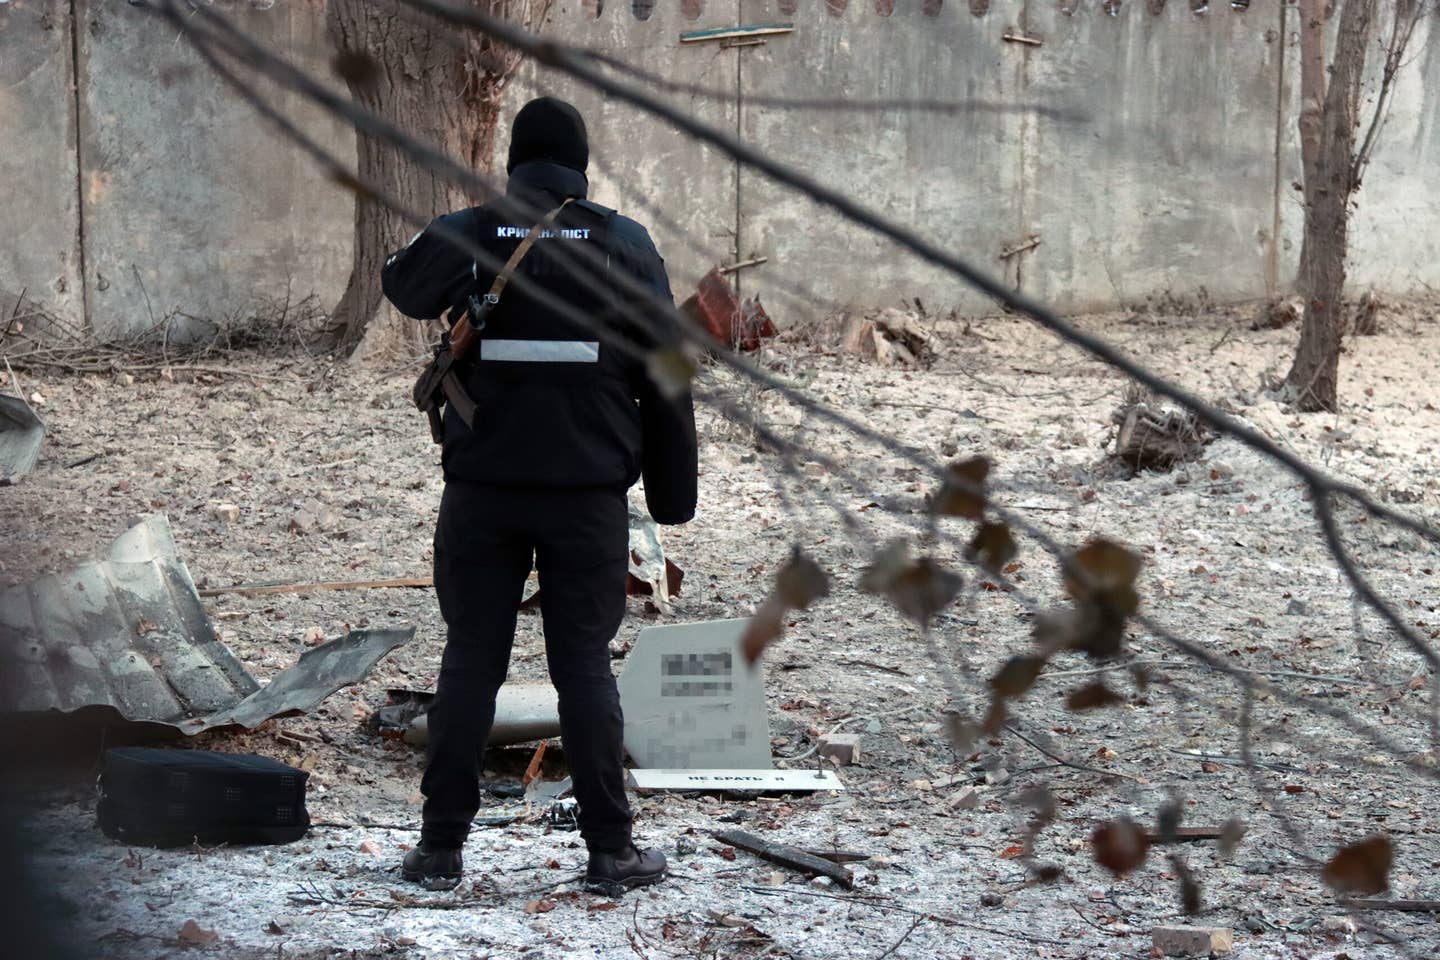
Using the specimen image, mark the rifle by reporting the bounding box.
[412,199,573,443]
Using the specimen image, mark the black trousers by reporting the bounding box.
[420,481,633,851]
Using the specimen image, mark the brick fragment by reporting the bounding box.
[1152,926,1233,957]
[817,733,861,766]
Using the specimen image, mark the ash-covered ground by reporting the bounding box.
[5,302,1440,959]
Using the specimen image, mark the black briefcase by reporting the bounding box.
[97,747,310,847]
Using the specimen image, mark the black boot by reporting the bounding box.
[584,844,667,896]
[401,842,464,890]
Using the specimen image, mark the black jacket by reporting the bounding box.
[381,161,698,525]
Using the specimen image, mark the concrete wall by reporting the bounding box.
[0,0,84,325]
[72,0,354,339]
[2,0,1439,338]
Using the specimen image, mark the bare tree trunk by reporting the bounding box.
[1284,0,1376,412]
[323,0,554,358]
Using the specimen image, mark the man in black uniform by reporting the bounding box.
[380,98,698,894]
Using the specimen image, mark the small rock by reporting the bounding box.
[979,891,1004,908]
[212,503,241,524]
[358,840,380,855]
[1152,925,1233,957]
[803,461,826,479]
[675,837,697,858]
[1207,460,1234,481]
[1285,599,1310,617]
[810,875,834,888]
[1320,915,1356,935]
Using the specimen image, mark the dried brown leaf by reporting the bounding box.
[1032,607,1085,655]
[1019,786,1057,827]
[1064,539,1142,603]
[740,598,787,666]
[177,920,219,946]
[966,522,1018,575]
[1065,681,1125,711]
[1060,541,1142,652]
[331,51,381,89]
[1322,835,1393,896]
[1217,817,1247,860]
[524,898,558,914]
[1031,863,1065,884]
[646,346,698,400]
[1170,854,1201,915]
[981,697,1007,736]
[1092,817,1149,877]
[944,713,980,755]
[989,655,1048,700]
[934,456,990,519]
[775,549,830,610]
[894,558,963,626]
[1156,794,1183,844]
[858,539,912,594]
[1082,611,1129,658]
[862,541,963,626]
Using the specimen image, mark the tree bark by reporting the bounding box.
[323,0,553,358]
[1284,0,1376,412]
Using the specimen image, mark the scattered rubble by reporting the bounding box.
[841,308,935,367]
[1353,289,1383,336]
[1250,296,1299,330]
[1107,386,1212,474]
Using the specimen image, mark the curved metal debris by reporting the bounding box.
[0,393,46,486]
[0,515,412,736]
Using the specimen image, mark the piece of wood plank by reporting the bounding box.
[680,23,794,44]
[199,576,435,597]
[1145,826,1227,844]
[803,848,871,864]
[712,829,854,889]
[1346,898,1440,912]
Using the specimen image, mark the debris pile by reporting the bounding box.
[1250,296,1299,330]
[1352,290,1383,336]
[841,308,935,367]
[1107,388,1212,474]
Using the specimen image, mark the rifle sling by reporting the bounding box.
[429,198,575,433]
[486,198,575,305]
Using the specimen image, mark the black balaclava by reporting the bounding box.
[506,97,589,175]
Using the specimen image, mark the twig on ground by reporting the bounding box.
[873,915,925,960]
[1004,724,1143,783]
